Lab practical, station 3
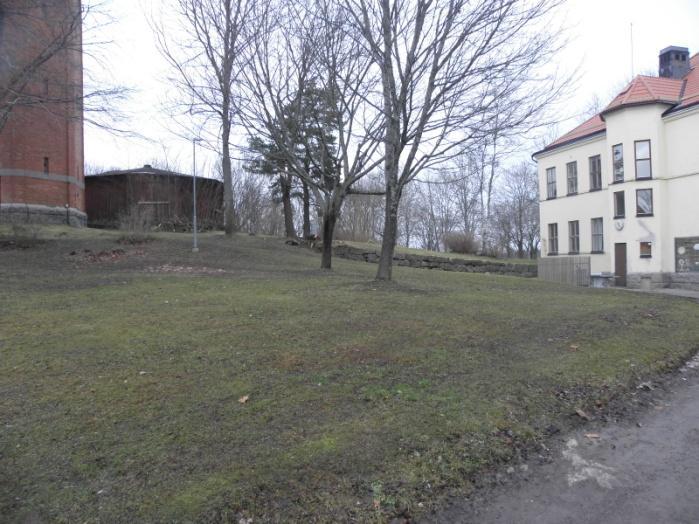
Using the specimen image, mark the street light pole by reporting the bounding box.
[192,138,200,253]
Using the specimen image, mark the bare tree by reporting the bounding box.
[344,0,566,280]
[0,0,128,134]
[397,181,419,247]
[492,161,539,258]
[241,0,384,269]
[412,172,461,251]
[336,175,384,242]
[153,0,254,236]
[452,152,482,238]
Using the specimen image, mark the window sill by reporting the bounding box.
[568,251,580,255]
[567,192,578,196]
[635,176,653,181]
[547,252,558,256]
[640,255,652,259]
[612,179,625,184]
[591,251,605,254]
[546,196,557,200]
[590,187,602,192]
[636,213,654,218]
[614,215,626,219]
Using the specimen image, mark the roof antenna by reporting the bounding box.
[630,22,635,78]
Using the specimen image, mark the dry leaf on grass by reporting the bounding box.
[575,408,591,420]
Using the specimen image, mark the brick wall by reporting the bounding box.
[0,0,85,225]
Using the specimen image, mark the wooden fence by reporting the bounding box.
[538,256,591,287]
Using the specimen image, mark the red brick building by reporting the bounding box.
[0,0,86,226]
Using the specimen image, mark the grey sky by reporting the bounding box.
[83,0,699,175]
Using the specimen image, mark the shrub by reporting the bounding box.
[444,231,479,254]
[1,223,43,249]
[118,206,154,244]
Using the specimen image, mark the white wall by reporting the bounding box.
[662,106,699,273]
[537,135,611,274]
[537,103,699,280]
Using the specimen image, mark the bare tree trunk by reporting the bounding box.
[222,120,235,236]
[376,181,400,280]
[281,174,296,238]
[302,180,311,238]
[320,195,342,270]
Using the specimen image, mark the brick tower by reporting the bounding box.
[0,0,86,226]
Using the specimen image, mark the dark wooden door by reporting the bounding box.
[615,243,627,287]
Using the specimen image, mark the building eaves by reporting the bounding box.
[532,128,606,159]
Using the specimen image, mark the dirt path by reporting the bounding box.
[428,357,699,524]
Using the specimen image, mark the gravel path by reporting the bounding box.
[428,356,699,524]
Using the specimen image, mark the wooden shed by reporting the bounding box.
[85,165,223,230]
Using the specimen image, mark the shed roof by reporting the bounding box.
[88,165,192,178]
[87,165,222,184]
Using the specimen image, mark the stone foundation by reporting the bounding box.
[0,203,86,227]
[626,272,670,290]
[331,244,537,278]
[626,272,699,292]
[667,272,699,292]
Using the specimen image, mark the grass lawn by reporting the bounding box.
[1,227,698,522]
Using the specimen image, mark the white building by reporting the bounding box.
[534,46,699,290]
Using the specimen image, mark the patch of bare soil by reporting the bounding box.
[144,264,228,275]
[68,248,145,263]
[0,238,45,250]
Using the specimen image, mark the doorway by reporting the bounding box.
[615,243,627,287]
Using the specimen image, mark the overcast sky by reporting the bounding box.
[83,0,699,175]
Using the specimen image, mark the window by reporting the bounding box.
[568,221,580,254]
[566,162,577,195]
[589,155,602,190]
[640,242,652,258]
[591,218,604,253]
[612,144,624,182]
[635,140,652,179]
[546,167,556,199]
[548,223,559,255]
[614,191,625,218]
[43,157,49,174]
[636,188,653,216]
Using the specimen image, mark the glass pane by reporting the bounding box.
[637,190,652,214]
[591,218,600,234]
[613,144,623,163]
[635,140,650,159]
[615,192,625,216]
[636,159,651,179]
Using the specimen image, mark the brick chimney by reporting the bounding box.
[659,46,690,79]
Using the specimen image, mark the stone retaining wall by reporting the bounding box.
[331,244,537,277]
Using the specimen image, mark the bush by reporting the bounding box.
[0,223,43,249]
[118,206,154,244]
[444,231,478,254]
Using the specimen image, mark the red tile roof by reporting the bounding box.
[602,75,684,114]
[537,53,699,155]
[545,114,606,149]
[675,53,699,111]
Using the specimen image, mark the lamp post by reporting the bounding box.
[192,138,201,253]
